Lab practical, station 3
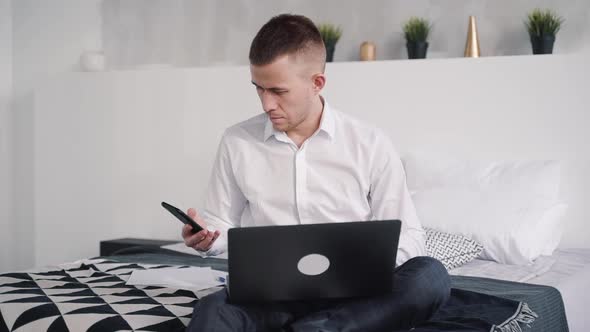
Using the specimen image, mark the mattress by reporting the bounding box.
[450,248,590,332]
[0,248,578,332]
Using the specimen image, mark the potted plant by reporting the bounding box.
[525,8,564,55]
[403,17,432,59]
[318,23,342,62]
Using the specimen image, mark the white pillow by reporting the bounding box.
[404,153,561,203]
[538,203,568,256]
[404,153,565,265]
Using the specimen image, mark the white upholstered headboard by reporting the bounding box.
[30,53,589,267]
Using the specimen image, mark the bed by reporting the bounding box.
[8,53,588,331]
[450,248,590,332]
[1,157,584,331]
[0,247,581,332]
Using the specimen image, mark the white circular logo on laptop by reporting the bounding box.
[297,254,330,276]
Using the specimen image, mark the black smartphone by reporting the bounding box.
[161,201,204,234]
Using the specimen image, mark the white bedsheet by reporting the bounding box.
[450,254,557,283]
[450,248,590,332]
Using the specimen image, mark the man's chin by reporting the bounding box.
[272,123,288,132]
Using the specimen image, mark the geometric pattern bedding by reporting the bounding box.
[0,253,568,332]
[0,259,198,332]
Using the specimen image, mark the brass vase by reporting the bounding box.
[464,16,481,57]
[360,41,376,61]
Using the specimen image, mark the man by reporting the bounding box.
[184,14,450,332]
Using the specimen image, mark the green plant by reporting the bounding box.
[525,8,564,37]
[317,23,342,45]
[403,17,431,43]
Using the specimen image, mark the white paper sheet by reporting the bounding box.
[161,242,228,259]
[126,266,227,291]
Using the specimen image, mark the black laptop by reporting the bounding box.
[227,220,401,303]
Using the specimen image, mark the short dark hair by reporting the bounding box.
[249,14,325,66]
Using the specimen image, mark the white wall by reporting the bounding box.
[12,0,102,97]
[10,0,102,272]
[31,54,590,267]
[0,0,14,272]
[5,0,590,271]
[101,0,590,68]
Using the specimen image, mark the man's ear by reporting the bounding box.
[311,73,326,94]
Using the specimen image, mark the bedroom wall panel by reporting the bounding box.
[10,0,104,272]
[0,0,14,273]
[31,54,590,267]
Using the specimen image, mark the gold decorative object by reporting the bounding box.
[464,16,481,58]
[360,41,376,61]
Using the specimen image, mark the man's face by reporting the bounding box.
[250,54,319,133]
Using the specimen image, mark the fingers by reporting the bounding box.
[201,230,221,251]
[184,229,208,248]
[180,208,219,252]
[197,231,216,251]
[183,228,220,252]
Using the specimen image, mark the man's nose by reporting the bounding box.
[260,92,278,113]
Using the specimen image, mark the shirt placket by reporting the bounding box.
[294,145,308,224]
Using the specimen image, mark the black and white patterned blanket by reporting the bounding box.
[0,259,206,332]
[1,253,568,332]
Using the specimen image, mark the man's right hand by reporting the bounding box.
[181,208,220,252]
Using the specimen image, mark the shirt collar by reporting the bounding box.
[263,97,335,142]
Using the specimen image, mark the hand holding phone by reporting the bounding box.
[161,201,203,233]
[162,201,220,251]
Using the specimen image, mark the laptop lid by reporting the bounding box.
[227,220,401,304]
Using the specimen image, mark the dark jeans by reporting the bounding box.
[187,256,450,332]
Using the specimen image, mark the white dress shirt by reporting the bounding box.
[201,100,426,265]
